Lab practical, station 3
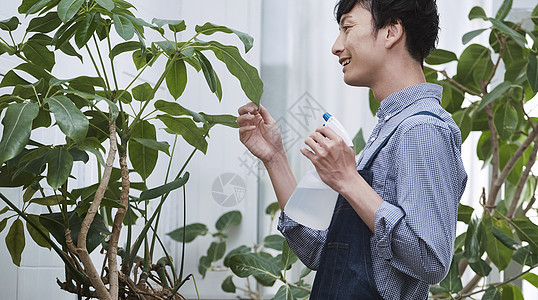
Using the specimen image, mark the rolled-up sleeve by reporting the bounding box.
[277,211,327,270]
[373,122,467,283]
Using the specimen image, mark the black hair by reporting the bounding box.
[334,0,439,63]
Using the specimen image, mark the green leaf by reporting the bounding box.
[368,89,380,116]
[59,41,83,62]
[94,0,114,11]
[484,215,513,271]
[495,0,512,21]
[46,147,73,190]
[499,284,523,300]
[199,112,238,128]
[113,14,135,40]
[30,195,67,206]
[264,234,285,251]
[469,259,492,276]
[439,259,462,293]
[44,96,89,143]
[512,246,538,266]
[215,210,242,231]
[469,6,488,20]
[462,28,488,45]
[166,58,187,100]
[491,226,517,250]
[280,240,298,270]
[482,286,501,300]
[207,241,226,262]
[221,275,236,293]
[75,12,100,49]
[493,102,518,141]
[0,218,7,233]
[274,284,294,300]
[0,70,30,88]
[451,109,472,142]
[128,120,157,179]
[131,138,169,156]
[58,0,84,23]
[59,89,119,121]
[110,41,142,60]
[522,273,538,289]
[132,82,154,101]
[190,41,263,105]
[0,207,8,215]
[223,245,251,267]
[19,0,51,15]
[198,255,211,278]
[527,55,538,94]
[39,211,110,254]
[5,219,25,266]
[489,18,526,48]
[157,115,208,153]
[26,214,51,249]
[425,49,458,65]
[0,102,39,165]
[0,17,20,31]
[352,128,366,155]
[464,218,486,263]
[457,203,474,224]
[152,18,186,32]
[456,44,493,94]
[228,253,281,283]
[196,51,218,94]
[195,22,254,53]
[511,217,538,253]
[22,39,55,71]
[167,222,208,243]
[27,12,61,33]
[154,100,205,121]
[138,172,189,201]
[477,81,512,111]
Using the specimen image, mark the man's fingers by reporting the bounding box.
[238,102,259,115]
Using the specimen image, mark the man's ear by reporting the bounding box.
[385,20,404,49]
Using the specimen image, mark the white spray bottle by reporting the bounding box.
[284,112,354,230]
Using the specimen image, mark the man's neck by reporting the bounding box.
[370,56,426,102]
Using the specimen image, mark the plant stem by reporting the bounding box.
[93,35,112,96]
[107,149,130,300]
[85,44,106,90]
[507,136,538,218]
[106,28,119,91]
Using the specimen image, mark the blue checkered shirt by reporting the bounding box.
[278,83,468,300]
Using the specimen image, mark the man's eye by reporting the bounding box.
[342,26,351,32]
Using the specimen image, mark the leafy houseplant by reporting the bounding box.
[169,204,311,300]
[0,0,262,299]
[420,1,538,299]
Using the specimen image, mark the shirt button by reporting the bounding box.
[370,137,376,142]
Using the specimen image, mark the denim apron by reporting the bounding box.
[309,111,443,300]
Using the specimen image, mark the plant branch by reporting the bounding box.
[507,136,538,218]
[487,128,538,209]
[108,149,130,300]
[484,103,500,210]
[435,69,481,97]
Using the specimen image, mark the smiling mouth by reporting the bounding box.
[341,58,351,66]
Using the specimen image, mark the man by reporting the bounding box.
[237,0,467,299]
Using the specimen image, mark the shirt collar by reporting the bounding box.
[375,83,443,121]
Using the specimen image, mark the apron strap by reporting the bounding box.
[362,111,444,170]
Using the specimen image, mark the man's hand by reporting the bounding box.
[237,103,285,165]
[300,125,358,193]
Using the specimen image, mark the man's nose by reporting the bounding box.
[332,33,344,56]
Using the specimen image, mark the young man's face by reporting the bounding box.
[332,4,384,87]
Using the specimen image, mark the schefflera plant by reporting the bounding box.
[0,0,262,299]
